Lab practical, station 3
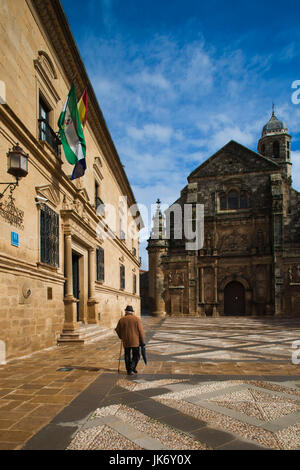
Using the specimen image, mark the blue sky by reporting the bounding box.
[61,0,300,268]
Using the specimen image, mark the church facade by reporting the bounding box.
[148,112,300,317]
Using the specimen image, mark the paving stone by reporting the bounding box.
[216,439,268,450]
[189,426,237,447]
[159,412,206,432]
[22,424,76,450]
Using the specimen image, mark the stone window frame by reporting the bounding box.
[217,187,249,212]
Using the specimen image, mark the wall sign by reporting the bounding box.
[11,232,19,247]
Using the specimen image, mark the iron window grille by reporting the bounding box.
[96,247,105,282]
[40,204,59,267]
[133,274,137,294]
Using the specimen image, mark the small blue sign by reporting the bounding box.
[11,232,19,247]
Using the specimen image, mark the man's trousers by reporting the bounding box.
[124,347,140,373]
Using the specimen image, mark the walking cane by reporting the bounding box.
[118,340,122,374]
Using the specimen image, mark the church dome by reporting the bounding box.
[262,111,287,137]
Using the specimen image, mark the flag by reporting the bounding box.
[57,84,86,179]
[78,88,87,127]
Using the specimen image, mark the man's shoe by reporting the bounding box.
[132,369,138,374]
[127,371,133,376]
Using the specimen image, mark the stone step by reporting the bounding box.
[57,324,114,345]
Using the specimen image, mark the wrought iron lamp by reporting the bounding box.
[0,144,28,199]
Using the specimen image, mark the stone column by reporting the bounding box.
[65,234,73,298]
[212,265,219,317]
[63,234,78,331]
[87,247,99,324]
[198,267,206,316]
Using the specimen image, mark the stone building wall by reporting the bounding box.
[0,0,141,360]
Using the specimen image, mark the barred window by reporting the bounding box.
[96,247,104,282]
[40,205,59,267]
[120,264,125,290]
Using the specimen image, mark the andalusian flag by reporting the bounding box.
[58,84,87,179]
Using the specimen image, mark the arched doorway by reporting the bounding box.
[224,281,245,316]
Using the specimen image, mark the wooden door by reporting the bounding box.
[224,281,245,315]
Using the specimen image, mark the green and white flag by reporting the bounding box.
[58,83,86,166]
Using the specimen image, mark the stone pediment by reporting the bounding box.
[78,187,90,204]
[35,184,60,208]
[189,141,279,180]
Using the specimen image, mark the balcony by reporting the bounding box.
[38,119,61,157]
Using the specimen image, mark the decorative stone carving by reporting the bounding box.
[288,265,300,285]
[33,50,60,103]
[219,230,248,253]
[36,184,60,208]
[167,270,185,287]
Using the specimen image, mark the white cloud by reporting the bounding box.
[76,30,300,267]
[291,151,300,192]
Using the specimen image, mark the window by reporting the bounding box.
[95,181,105,216]
[261,143,265,155]
[96,247,104,282]
[38,95,60,156]
[228,190,239,209]
[39,96,50,141]
[287,141,290,150]
[220,192,227,210]
[95,181,99,207]
[273,141,280,157]
[40,205,59,267]
[219,190,248,211]
[119,218,126,240]
[120,264,125,290]
[133,274,137,294]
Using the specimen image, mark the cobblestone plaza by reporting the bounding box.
[0,315,299,450]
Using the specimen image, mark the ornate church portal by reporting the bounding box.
[224,281,246,316]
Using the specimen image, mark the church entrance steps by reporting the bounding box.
[57,324,114,345]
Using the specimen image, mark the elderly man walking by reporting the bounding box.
[115,305,145,376]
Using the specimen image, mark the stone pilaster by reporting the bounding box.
[63,234,78,331]
[87,247,98,323]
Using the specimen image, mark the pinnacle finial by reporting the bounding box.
[272,102,275,116]
[156,198,161,205]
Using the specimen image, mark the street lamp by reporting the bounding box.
[0,144,29,199]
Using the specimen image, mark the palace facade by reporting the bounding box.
[0,0,141,360]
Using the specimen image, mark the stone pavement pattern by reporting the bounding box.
[0,315,299,450]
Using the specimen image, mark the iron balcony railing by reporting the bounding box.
[38,118,61,157]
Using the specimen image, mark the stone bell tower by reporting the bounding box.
[147,199,168,316]
[257,106,292,180]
